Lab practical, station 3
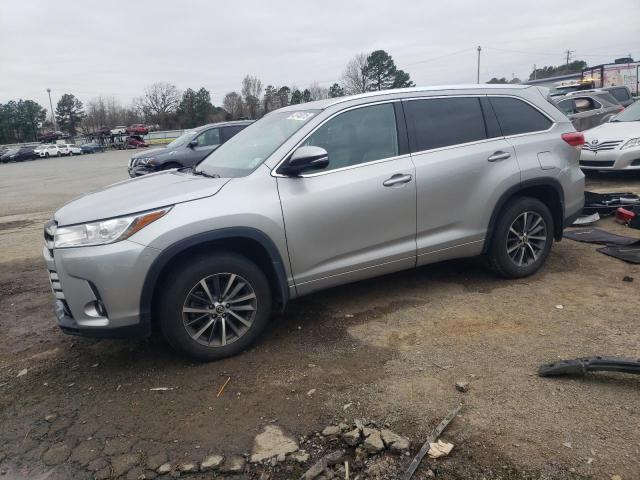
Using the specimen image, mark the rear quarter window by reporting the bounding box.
[489,97,553,135]
[608,87,631,102]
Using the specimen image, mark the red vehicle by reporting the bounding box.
[126,124,149,135]
[126,135,148,149]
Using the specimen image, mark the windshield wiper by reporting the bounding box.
[191,168,220,178]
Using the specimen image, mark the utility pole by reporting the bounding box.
[564,50,574,65]
[476,46,482,84]
[46,88,56,131]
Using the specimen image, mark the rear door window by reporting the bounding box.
[404,97,487,151]
[489,97,553,135]
[607,87,630,102]
[222,125,245,142]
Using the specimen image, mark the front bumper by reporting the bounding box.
[580,148,640,170]
[43,239,161,338]
[128,162,158,177]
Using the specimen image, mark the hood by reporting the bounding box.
[55,170,230,225]
[583,121,640,141]
[131,146,173,159]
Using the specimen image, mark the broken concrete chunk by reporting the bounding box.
[363,431,384,453]
[455,381,470,393]
[342,428,361,446]
[300,450,345,480]
[221,454,246,473]
[428,439,454,459]
[200,454,223,471]
[380,429,410,452]
[289,450,309,463]
[178,462,196,473]
[250,425,299,463]
[321,425,341,436]
[156,463,172,474]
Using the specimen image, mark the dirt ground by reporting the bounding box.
[1,151,639,480]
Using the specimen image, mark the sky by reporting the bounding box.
[1,0,639,112]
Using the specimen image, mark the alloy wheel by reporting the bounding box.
[506,211,547,267]
[181,273,257,347]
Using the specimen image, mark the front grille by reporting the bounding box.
[580,160,615,167]
[582,140,623,152]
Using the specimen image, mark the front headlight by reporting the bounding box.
[54,207,171,248]
[621,138,640,150]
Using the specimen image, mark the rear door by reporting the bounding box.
[405,96,519,265]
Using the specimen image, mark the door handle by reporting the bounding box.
[383,173,412,187]
[487,151,511,162]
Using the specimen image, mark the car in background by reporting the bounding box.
[126,124,149,135]
[93,127,112,136]
[38,131,64,142]
[81,142,106,154]
[39,144,62,158]
[110,126,127,135]
[58,144,83,156]
[602,86,635,108]
[1,146,39,162]
[126,135,149,149]
[33,144,49,156]
[580,100,640,171]
[554,91,624,131]
[0,147,21,162]
[127,120,252,177]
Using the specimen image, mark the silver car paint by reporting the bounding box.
[45,85,585,334]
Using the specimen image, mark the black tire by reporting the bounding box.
[161,162,182,171]
[488,196,554,278]
[45,152,50,158]
[157,252,272,361]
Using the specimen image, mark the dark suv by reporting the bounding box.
[128,121,252,177]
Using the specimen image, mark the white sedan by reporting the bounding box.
[580,100,640,171]
[110,126,127,135]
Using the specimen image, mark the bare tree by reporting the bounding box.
[241,75,263,119]
[136,82,180,127]
[222,92,244,120]
[342,53,369,94]
[307,82,330,101]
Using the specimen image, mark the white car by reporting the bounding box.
[580,100,640,171]
[110,126,127,135]
[33,144,49,156]
[58,144,83,156]
[39,145,62,158]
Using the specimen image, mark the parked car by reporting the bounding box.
[33,144,49,156]
[110,126,127,135]
[126,124,149,135]
[39,145,62,157]
[580,100,640,171]
[38,131,64,142]
[93,127,111,136]
[13,146,38,161]
[554,91,624,131]
[0,147,21,162]
[58,144,83,156]
[128,121,251,177]
[126,135,149,149]
[602,86,635,108]
[81,142,106,154]
[44,85,585,360]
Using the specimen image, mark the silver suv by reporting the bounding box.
[43,85,585,360]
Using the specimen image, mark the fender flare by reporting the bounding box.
[482,178,565,253]
[139,227,290,331]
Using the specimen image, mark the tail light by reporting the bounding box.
[561,132,585,149]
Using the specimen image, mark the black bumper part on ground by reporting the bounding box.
[538,356,640,377]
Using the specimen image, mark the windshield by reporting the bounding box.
[196,110,319,177]
[167,130,198,148]
[5,147,19,154]
[611,101,640,122]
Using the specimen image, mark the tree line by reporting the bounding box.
[0,49,414,143]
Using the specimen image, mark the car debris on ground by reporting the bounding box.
[538,356,640,377]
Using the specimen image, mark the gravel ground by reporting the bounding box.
[0,151,639,479]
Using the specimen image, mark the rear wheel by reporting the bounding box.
[488,197,554,278]
[157,253,272,361]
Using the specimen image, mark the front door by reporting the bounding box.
[185,128,221,167]
[277,102,417,295]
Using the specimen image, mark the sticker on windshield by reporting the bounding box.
[287,112,315,121]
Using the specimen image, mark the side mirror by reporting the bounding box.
[279,146,329,176]
[188,140,198,148]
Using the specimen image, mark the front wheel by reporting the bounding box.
[488,197,554,278]
[157,253,272,361]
